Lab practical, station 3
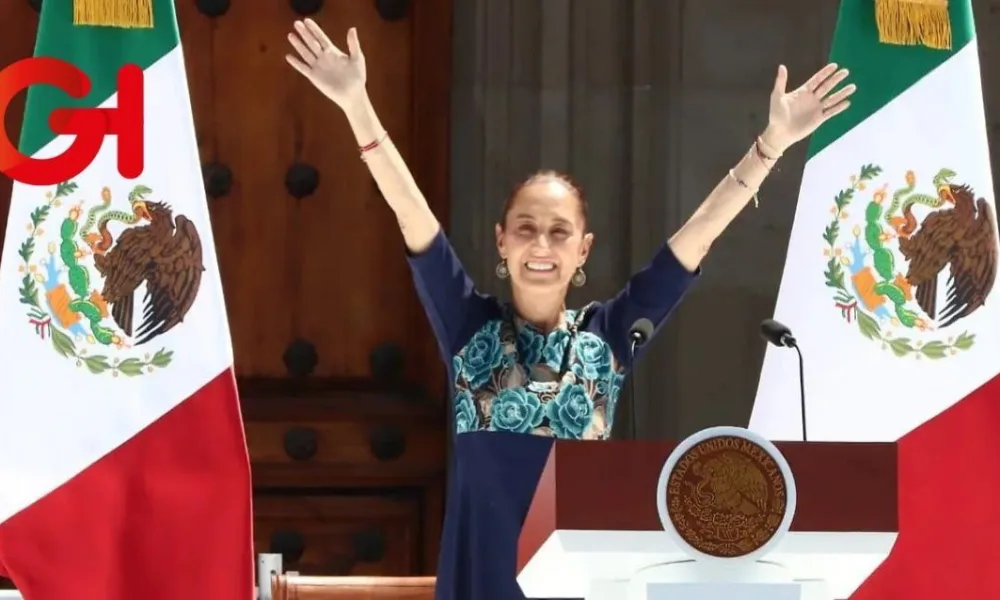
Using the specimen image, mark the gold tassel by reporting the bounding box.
[73,0,153,28]
[875,0,951,50]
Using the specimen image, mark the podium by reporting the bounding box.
[517,427,898,600]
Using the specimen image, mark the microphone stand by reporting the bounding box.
[628,337,641,440]
[761,319,808,441]
[793,342,807,442]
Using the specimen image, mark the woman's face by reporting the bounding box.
[495,179,593,292]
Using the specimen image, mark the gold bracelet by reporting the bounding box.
[755,135,782,160]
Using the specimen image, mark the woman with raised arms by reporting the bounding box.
[285,18,855,600]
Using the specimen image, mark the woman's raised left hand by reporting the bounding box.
[762,63,856,153]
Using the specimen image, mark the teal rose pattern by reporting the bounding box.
[490,388,544,433]
[546,383,594,439]
[609,373,624,404]
[571,332,612,380]
[461,321,504,388]
[542,329,570,371]
[454,389,479,433]
[452,308,627,440]
[605,373,625,430]
[516,328,545,366]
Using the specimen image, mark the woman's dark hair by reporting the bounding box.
[499,170,589,230]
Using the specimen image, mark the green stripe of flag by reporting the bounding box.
[806,0,974,160]
[19,0,179,157]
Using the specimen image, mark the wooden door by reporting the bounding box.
[0,0,449,582]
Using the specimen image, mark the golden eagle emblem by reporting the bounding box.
[16,182,204,376]
[664,436,787,558]
[898,182,997,328]
[823,166,995,358]
[690,451,770,515]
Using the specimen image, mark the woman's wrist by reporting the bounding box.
[759,125,791,157]
[341,90,372,121]
[341,92,384,146]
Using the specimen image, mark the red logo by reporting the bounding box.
[0,57,143,186]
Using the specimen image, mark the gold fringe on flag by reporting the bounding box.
[73,0,153,28]
[875,0,951,50]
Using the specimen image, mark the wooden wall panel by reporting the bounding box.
[178,1,446,384]
[0,0,450,585]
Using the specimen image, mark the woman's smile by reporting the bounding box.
[524,260,556,272]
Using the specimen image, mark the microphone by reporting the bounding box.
[627,318,655,440]
[759,319,808,441]
[760,318,796,348]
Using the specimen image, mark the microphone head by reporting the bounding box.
[760,318,794,347]
[629,318,655,342]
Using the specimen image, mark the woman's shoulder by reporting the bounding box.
[454,297,505,343]
[567,301,609,340]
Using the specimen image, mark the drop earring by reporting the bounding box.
[571,266,587,287]
[496,259,510,279]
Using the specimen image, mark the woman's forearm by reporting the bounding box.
[668,127,787,271]
[342,93,440,252]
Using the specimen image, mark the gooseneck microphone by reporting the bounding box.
[627,318,655,440]
[759,318,808,441]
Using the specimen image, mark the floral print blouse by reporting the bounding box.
[407,232,696,441]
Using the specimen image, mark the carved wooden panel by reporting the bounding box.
[244,390,446,576]
[245,391,446,487]
[254,493,421,576]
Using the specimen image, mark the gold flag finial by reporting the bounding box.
[875,0,951,50]
[73,0,153,28]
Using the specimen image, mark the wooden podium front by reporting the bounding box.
[271,575,435,600]
[518,439,898,599]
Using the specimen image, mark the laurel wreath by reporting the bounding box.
[822,164,975,359]
[18,181,173,376]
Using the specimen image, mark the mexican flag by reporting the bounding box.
[0,1,253,598]
[751,0,1000,597]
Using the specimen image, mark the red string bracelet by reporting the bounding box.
[359,132,389,161]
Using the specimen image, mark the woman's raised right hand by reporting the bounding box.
[285,19,367,110]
